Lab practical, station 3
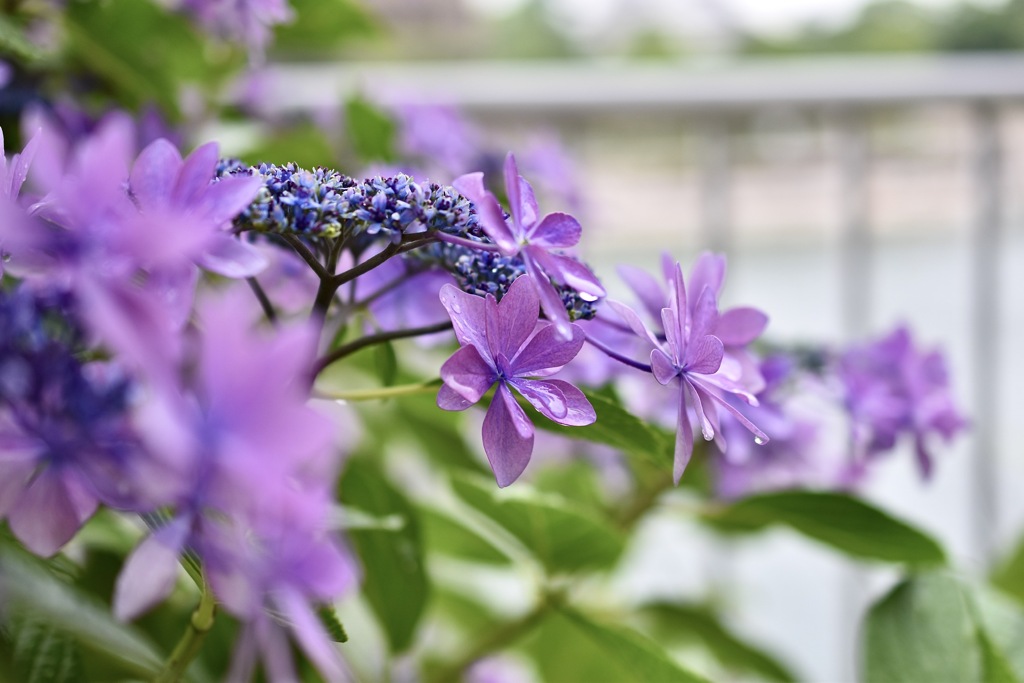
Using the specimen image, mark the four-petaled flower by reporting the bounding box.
[437,274,596,487]
[453,153,605,340]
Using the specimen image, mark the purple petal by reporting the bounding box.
[196,174,263,226]
[440,345,496,403]
[531,249,606,298]
[439,283,489,355]
[503,153,526,229]
[524,256,573,341]
[113,520,189,621]
[8,130,40,199]
[513,378,595,426]
[689,286,719,341]
[482,384,534,487]
[661,307,682,362]
[673,382,694,484]
[689,378,769,445]
[685,335,724,375]
[511,321,585,375]
[173,141,219,206]
[509,378,568,421]
[651,348,678,385]
[452,172,519,254]
[528,212,580,249]
[0,457,35,518]
[518,176,539,228]
[668,263,687,344]
[278,589,349,683]
[607,299,660,348]
[8,468,97,557]
[198,234,269,278]
[617,265,665,321]
[688,252,726,303]
[716,307,769,347]
[687,381,715,441]
[130,139,182,209]
[493,274,541,359]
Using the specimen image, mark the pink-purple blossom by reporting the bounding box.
[452,153,604,340]
[437,274,596,487]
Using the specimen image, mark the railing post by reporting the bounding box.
[698,116,732,253]
[970,101,1002,568]
[837,109,871,338]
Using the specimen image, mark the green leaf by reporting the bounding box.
[450,475,623,574]
[317,605,349,644]
[517,390,673,465]
[703,491,946,565]
[341,458,429,652]
[374,340,398,387]
[861,572,982,683]
[993,531,1024,606]
[237,122,335,169]
[971,587,1024,682]
[344,96,397,164]
[11,617,82,683]
[641,602,796,682]
[419,506,512,566]
[273,0,380,55]
[0,547,163,680]
[62,0,238,117]
[0,15,42,63]
[525,606,711,683]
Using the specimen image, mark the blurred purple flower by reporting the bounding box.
[393,103,480,179]
[437,275,595,487]
[839,325,967,479]
[453,153,604,340]
[713,356,823,499]
[178,0,293,59]
[114,287,354,648]
[0,288,155,556]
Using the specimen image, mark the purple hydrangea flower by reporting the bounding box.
[437,275,596,487]
[113,288,357,682]
[0,287,153,556]
[838,325,967,479]
[608,257,769,483]
[453,153,605,340]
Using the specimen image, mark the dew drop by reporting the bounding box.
[579,292,599,302]
[754,436,767,446]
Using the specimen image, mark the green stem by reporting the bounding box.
[426,597,553,683]
[312,320,453,376]
[316,379,442,402]
[153,579,216,683]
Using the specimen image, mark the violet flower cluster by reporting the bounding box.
[601,253,770,482]
[0,120,357,680]
[838,325,967,480]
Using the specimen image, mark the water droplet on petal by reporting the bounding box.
[579,292,599,302]
[754,436,767,446]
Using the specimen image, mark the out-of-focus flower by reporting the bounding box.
[453,153,604,339]
[0,288,152,556]
[392,103,480,179]
[713,355,823,499]
[176,0,293,60]
[437,275,595,487]
[839,325,967,479]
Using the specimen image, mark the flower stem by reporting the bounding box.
[153,579,216,683]
[313,321,453,376]
[316,379,443,402]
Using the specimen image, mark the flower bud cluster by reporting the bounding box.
[219,161,481,243]
[411,242,599,321]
